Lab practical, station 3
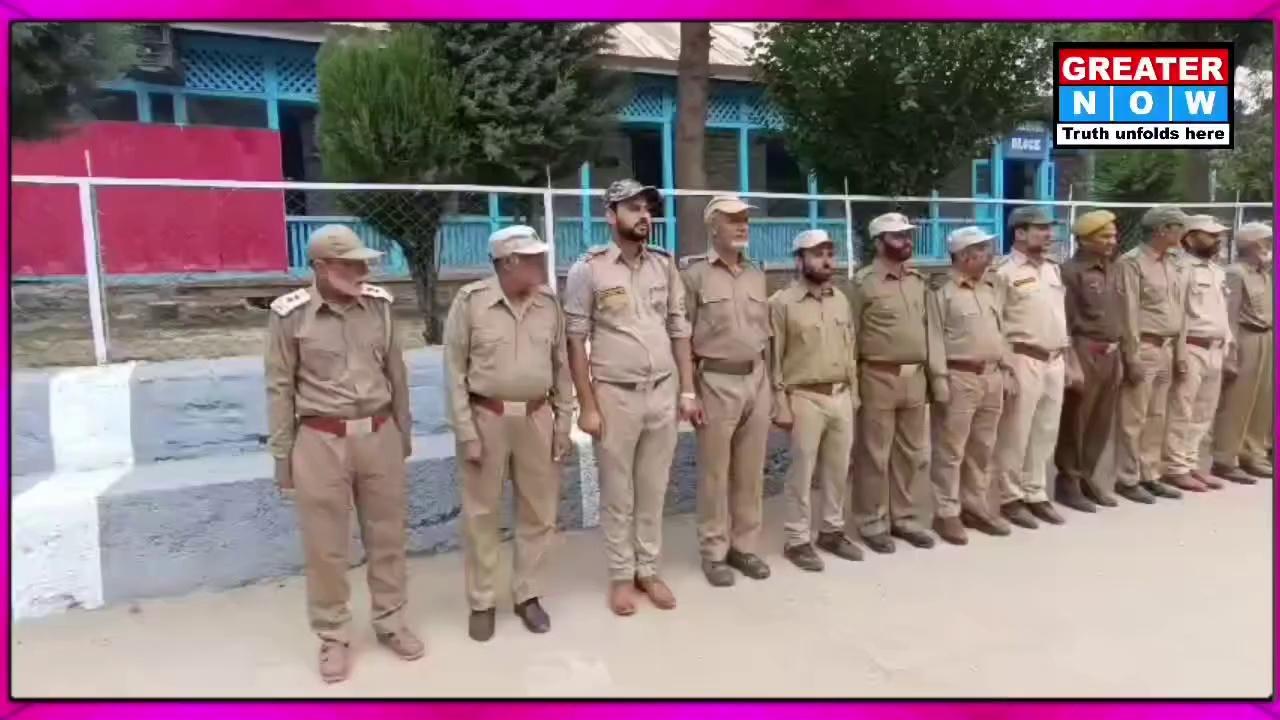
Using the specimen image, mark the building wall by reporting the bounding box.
[13,123,287,277]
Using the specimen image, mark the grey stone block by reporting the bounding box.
[11,371,53,477]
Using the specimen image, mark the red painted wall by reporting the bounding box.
[13,122,287,276]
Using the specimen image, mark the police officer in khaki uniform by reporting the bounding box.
[1163,215,1232,492]
[443,226,575,642]
[990,206,1080,529]
[564,179,699,616]
[850,212,944,553]
[1212,221,1275,484]
[770,230,863,571]
[266,225,422,684]
[1114,205,1190,503]
[1054,210,1123,511]
[681,195,773,587]
[926,226,1009,544]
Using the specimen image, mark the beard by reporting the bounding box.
[619,218,651,243]
[1189,242,1221,259]
[884,243,913,262]
[802,263,834,284]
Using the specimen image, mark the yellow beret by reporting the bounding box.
[1072,210,1117,238]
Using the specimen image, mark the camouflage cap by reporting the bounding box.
[489,225,549,259]
[604,179,661,207]
[307,224,383,262]
[1183,214,1228,236]
[1008,206,1057,229]
[1140,205,1189,230]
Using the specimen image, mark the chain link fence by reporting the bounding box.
[9,174,1274,366]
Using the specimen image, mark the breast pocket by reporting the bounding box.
[699,288,732,332]
[649,283,669,315]
[594,287,631,322]
[299,336,346,381]
[746,286,769,334]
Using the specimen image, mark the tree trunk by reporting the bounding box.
[402,239,442,345]
[676,22,711,257]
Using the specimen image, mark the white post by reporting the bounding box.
[844,177,855,278]
[78,181,109,365]
[542,189,557,294]
[1231,191,1244,263]
[1066,184,1077,259]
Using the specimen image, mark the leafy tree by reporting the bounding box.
[1213,46,1273,203]
[753,23,1052,198]
[318,23,620,342]
[11,22,137,140]
[1092,151,1186,250]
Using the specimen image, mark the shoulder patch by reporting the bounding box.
[1122,247,1141,260]
[577,244,611,264]
[270,288,310,317]
[647,245,672,257]
[928,273,950,291]
[679,253,707,270]
[853,265,875,281]
[361,284,393,303]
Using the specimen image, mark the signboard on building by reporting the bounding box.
[1054,42,1234,149]
[1002,123,1049,160]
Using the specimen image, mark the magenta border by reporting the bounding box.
[2,4,1277,717]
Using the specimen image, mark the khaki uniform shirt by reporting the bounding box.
[1225,261,1273,369]
[1116,243,1188,365]
[680,249,770,363]
[265,284,411,459]
[992,249,1070,352]
[768,279,858,404]
[1061,253,1121,341]
[1178,255,1232,342]
[442,277,574,445]
[563,243,691,383]
[926,270,1006,383]
[850,258,944,388]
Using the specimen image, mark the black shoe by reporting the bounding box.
[1027,501,1066,525]
[816,531,864,561]
[890,525,936,549]
[1241,461,1273,479]
[1142,480,1181,499]
[862,533,896,554]
[783,543,825,572]
[468,608,496,642]
[725,548,771,580]
[514,598,550,634]
[1000,501,1039,529]
[1054,476,1097,513]
[1115,483,1156,504]
[1213,462,1258,485]
[1081,480,1118,507]
[701,559,736,587]
[960,508,1012,536]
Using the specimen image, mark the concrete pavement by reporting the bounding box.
[11,485,1274,699]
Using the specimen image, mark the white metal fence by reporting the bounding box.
[10,174,1274,366]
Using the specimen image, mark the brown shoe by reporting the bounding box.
[932,516,968,546]
[1191,469,1224,490]
[1162,473,1208,493]
[1001,500,1039,529]
[1054,476,1097,513]
[1081,480,1119,507]
[960,508,1011,536]
[319,640,350,684]
[1212,462,1258,485]
[784,543,825,572]
[634,574,677,610]
[514,597,551,634]
[1241,460,1273,478]
[862,532,896,554]
[377,628,425,661]
[1027,501,1065,525]
[608,580,638,616]
[726,548,772,579]
[815,531,864,561]
[890,524,936,549]
[468,608,496,642]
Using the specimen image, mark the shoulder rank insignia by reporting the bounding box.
[679,253,707,270]
[361,284,394,303]
[270,288,310,317]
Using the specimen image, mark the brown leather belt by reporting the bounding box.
[790,382,845,395]
[699,358,756,376]
[1076,337,1119,355]
[947,359,998,374]
[1240,322,1272,334]
[862,360,922,371]
[470,393,547,416]
[1186,336,1224,349]
[596,374,670,392]
[1011,343,1062,362]
[1140,333,1176,347]
[301,414,390,438]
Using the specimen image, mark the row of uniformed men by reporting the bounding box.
[265,179,1272,683]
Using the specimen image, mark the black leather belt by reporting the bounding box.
[596,374,671,391]
[699,358,756,376]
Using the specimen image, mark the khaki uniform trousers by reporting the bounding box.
[1055,339,1122,493]
[853,365,929,538]
[292,419,408,644]
[1213,328,1275,468]
[1165,344,1224,476]
[930,368,1003,519]
[1115,342,1174,487]
[459,402,560,611]
[992,353,1065,505]
[783,387,854,548]
[695,363,771,561]
[594,378,678,582]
